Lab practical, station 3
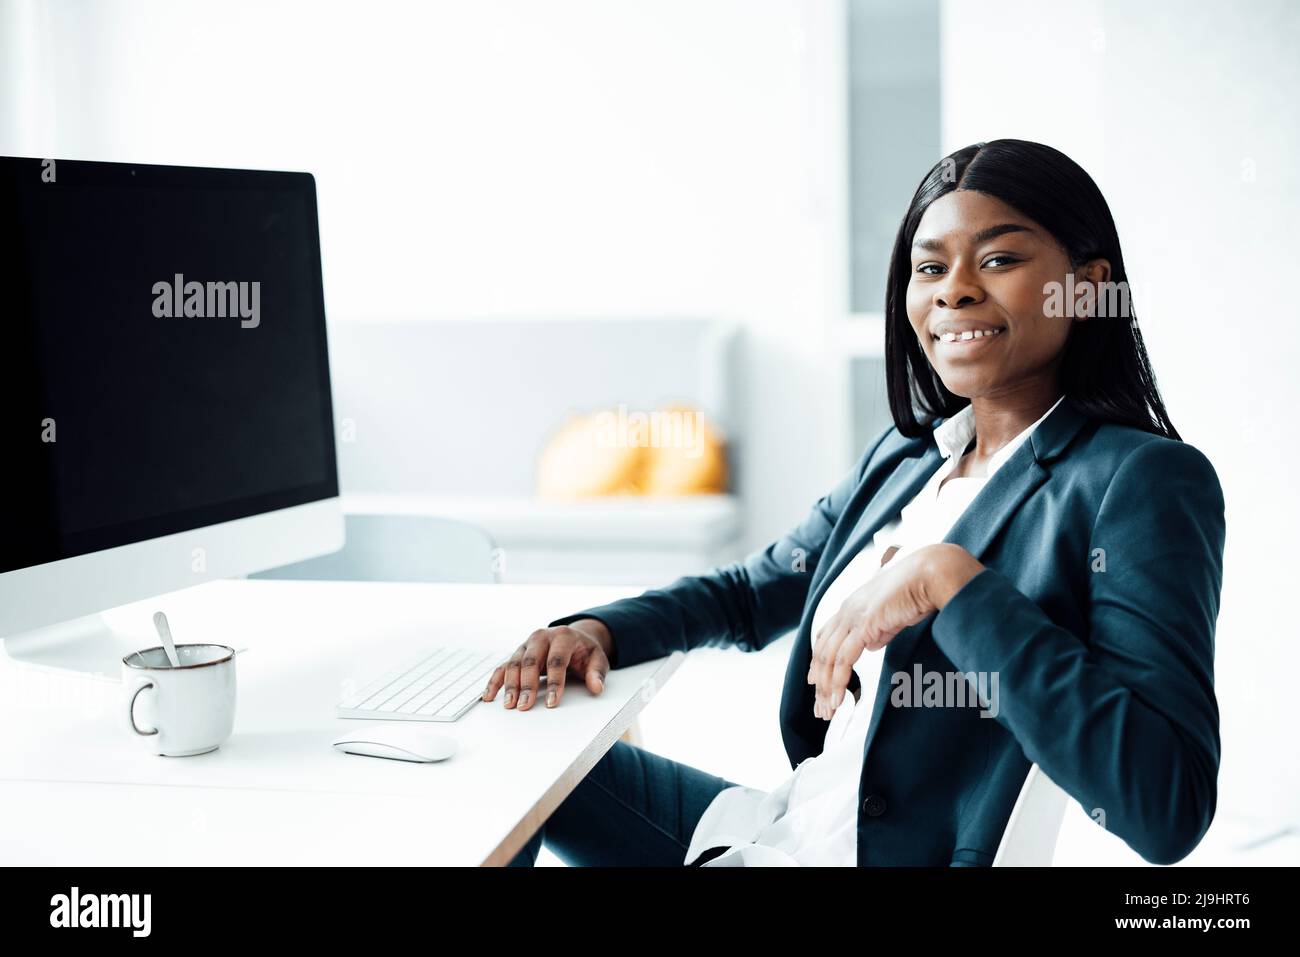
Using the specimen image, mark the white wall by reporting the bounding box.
[0,0,852,559]
[943,0,1300,828]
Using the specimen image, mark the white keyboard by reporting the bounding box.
[336,646,501,722]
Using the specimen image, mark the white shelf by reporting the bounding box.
[340,492,741,549]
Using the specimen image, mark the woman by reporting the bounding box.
[486,139,1225,867]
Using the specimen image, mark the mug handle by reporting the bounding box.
[126,676,159,737]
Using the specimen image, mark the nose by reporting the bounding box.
[937,290,980,308]
[934,265,985,309]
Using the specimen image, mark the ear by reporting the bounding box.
[1078,258,1112,283]
[1072,258,1112,322]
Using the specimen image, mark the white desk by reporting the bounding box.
[0,579,679,866]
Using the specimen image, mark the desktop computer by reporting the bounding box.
[0,155,497,722]
[0,155,344,676]
[0,155,496,724]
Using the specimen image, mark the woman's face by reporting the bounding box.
[905,189,1082,401]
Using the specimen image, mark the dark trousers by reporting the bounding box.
[507,739,742,866]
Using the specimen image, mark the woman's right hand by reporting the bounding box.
[481,618,613,711]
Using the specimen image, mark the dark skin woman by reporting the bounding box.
[806,186,1113,720]
[489,139,1217,869]
[483,140,1172,725]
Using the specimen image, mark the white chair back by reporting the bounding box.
[992,762,1070,867]
[250,513,498,584]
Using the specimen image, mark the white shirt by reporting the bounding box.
[683,395,1064,867]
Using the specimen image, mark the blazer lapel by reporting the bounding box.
[806,448,943,618]
[780,396,1091,768]
[883,450,1048,665]
[854,396,1092,758]
[780,446,941,765]
[809,394,1087,613]
[929,394,1090,576]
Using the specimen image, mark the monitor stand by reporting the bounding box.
[1,614,147,681]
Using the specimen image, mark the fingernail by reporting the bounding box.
[505,690,515,707]
[547,689,557,707]
[519,691,530,707]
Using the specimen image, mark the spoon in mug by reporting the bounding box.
[153,611,182,667]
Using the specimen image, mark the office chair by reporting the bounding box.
[991,762,1070,866]
[250,513,499,584]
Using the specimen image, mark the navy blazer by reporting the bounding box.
[549,396,1226,866]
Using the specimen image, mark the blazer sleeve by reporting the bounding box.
[546,429,894,671]
[929,438,1225,866]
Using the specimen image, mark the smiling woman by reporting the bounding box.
[885,139,1178,443]
[504,138,1224,869]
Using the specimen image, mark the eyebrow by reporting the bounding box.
[912,222,1034,253]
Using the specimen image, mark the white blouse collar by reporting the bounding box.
[932,394,1065,479]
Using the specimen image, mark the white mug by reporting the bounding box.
[121,644,237,756]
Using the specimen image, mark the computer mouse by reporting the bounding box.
[331,724,458,763]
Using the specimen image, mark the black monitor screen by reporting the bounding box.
[0,157,338,574]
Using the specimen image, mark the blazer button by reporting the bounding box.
[862,794,887,817]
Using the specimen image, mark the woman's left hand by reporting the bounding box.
[807,543,984,721]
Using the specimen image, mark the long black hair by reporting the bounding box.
[884,138,1180,441]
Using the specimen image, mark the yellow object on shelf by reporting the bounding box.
[536,402,728,499]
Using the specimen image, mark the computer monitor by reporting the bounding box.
[0,156,343,675]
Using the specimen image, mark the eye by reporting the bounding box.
[915,262,946,275]
[982,254,1021,268]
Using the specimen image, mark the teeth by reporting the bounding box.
[936,327,1004,343]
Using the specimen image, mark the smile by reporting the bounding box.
[932,327,1006,344]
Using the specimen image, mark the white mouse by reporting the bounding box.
[331,724,458,763]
